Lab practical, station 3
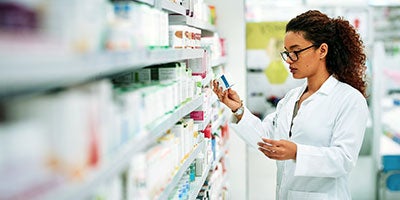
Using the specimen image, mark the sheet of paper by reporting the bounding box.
[230,125,264,150]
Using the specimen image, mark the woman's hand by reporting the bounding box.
[212,80,242,111]
[257,138,297,160]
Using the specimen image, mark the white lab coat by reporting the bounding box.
[230,76,369,200]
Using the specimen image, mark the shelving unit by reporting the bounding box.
[0,0,229,200]
[0,49,204,99]
[370,4,400,199]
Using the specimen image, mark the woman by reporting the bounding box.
[213,10,369,200]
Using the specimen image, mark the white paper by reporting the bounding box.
[230,125,264,150]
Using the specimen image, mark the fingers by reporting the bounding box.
[227,88,243,104]
[258,139,283,160]
[212,80,223,100]
[213,80,230,101]
[212,80,219,93]
[218,90,226,101]
[258,146,281,160]
[261,138,277,146]
[257,141,275,152]
[213,80,242,107]
[228,88,236,95]
[258,139,297,160]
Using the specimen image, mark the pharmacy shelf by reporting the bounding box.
[0,1,229,200]
[195,94,222,131]
[147,94,203,136]
[211,174,228,199]
[189,161,213,200]
[169,15,217,36]
[0,48,204,99]
[202,73,212,86]
[197,114,211,131]
[213,143,229,170]
[186,17,217,34]
[211,56,227,67]
[381,134,400,156]
[161,0,186,15]
[370,0,400,6]
[42,133,149,200]
[211,108,228,134]
[135,0,155,6]
[189,144,228,200]
[210,94,218,105]
[40,95,203,200]
[209,145,229,200]
[158,140,205,200]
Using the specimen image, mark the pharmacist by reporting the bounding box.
[213,10,369,200]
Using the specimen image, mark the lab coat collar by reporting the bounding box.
[298,75,338,98]
[317,75,338,95]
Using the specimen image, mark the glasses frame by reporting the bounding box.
[280,44,317,62]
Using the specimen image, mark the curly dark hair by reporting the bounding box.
[286,10,367,97]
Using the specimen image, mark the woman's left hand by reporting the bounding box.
[257,138,297,160]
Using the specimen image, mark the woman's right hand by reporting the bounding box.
[212,80,242,112]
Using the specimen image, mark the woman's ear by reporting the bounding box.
[319,43,328,59]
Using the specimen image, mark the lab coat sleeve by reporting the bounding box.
[294,96,369,178]
[228,107,276,149]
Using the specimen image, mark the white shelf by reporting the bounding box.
[135,0,155,6]
[189,162,212,200]
[202,73,212,86]
[212,151,223,171]
[189,144,228,200]
[370,0,400,6]
[211,173,228,199]
[197,115,211,131]
[0,48,204,99]
[147,95,203,135]
[381,135,400,156]
[158,140,205,200]
[161,0,186,15]
[169,15,217,35]
[211,108,228,134]
[195,97,221,131]
[210,94,218,105]
[40,95,203,200]
[211,56,227,67]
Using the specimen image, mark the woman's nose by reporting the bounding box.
[284,57,293,64]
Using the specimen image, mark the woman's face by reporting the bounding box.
[282,31,321,79]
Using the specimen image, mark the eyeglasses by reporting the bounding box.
[280,44,317,62]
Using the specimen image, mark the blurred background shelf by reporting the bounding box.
[169,15,217,36]
[161,0,186,15]
[0,48,204,99]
